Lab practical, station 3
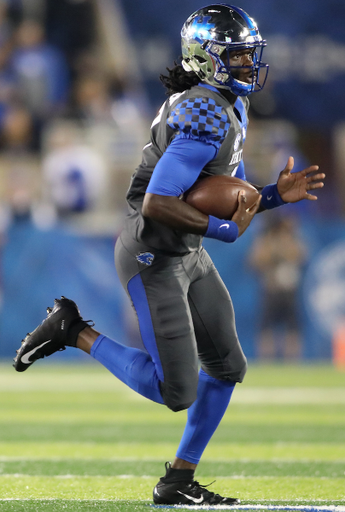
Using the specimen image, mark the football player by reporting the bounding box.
[14,4,325,506]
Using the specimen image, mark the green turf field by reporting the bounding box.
[0,362,344,511]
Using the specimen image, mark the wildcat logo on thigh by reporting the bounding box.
[136,252,155,266]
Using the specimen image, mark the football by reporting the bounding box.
[184,175,260,220]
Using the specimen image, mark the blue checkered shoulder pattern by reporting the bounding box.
[167,97,230,148]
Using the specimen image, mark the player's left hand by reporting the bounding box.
[276,156,325,203]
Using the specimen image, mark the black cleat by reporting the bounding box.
[153,462,240,506]
[13,297,92,372]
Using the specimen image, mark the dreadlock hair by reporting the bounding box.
[160,60,200,96]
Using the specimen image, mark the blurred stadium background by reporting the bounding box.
[1,0,345,366]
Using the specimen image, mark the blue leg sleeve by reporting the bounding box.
[176,369,235,464]
[90,334,164,404]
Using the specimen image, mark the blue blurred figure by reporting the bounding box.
[9,19,69,119]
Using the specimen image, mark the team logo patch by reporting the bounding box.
[136,252,155,266]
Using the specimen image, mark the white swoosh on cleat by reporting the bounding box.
[177,491,204,504]
[21,340,52,365]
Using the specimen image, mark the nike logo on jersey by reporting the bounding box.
[267,195,273,200]
[21,340,52,364]
[177,491,204,504]
[219,223,230,229]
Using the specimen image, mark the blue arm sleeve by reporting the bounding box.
[146,138,217,196]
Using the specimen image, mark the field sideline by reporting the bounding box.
[0,362,344,511]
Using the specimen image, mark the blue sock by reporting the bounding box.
[176,369,235,464]
[90,334,164,404]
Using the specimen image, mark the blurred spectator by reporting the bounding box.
[41,120,107,217]
[0,103,33,150]
[45,0,96,76]
[72,73,115,125]
[0,1,15,70]
[0,149,41,224]
[9,19,69,121]
[249,215,307,361]
[0,101,40,225]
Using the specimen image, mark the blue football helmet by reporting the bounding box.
[181,4,269,96]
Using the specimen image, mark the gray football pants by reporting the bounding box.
[115,231,247,412]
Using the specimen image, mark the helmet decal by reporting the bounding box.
[188,15,216,43]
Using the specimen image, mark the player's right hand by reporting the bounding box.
[232,190,261,237]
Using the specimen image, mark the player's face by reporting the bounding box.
[222,48,256,84]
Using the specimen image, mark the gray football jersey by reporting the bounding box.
[124,84,249,254]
